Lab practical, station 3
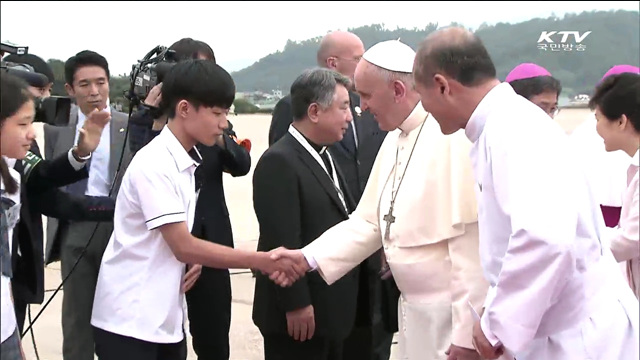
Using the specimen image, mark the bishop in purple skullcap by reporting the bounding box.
[505,63,552,83]
[600,64,639,83]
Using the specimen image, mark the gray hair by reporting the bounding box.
[369,63,415,90]
[291,67,351,121]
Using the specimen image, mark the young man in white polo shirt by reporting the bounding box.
[90,59,306,360]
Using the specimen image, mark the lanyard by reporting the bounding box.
[288,125,348,212]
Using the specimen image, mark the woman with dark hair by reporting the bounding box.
[505,63,562,118]
[1,72,37,360]
[590,71,640,299]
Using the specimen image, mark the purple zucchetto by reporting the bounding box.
[600,65,640,84]
[505,63,552,83]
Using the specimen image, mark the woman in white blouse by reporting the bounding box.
[591,71,640,299]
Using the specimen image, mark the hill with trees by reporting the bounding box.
[43,9,638,111]
[230,10,639,98]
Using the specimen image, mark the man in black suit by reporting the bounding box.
[253,68,359,360]
[268,31,398,360]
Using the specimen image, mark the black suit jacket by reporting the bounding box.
[268,92,386,205]
[191,126,251,246]
[11,141,115,304]
[252,133,359,340]
[268,92,401,332]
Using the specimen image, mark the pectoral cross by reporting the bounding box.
[383,203,396,241]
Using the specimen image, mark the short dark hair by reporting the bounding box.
[290,68,351,121]
[4,53,55,83]
[0,72,33,194]
[415,32,496,87]
[169,38,216,62]
[64,50,110,86]
[589,72,640,132]
[160,59,235,119]
[509,76,562,100]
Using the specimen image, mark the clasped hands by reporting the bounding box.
[254,247,310,287]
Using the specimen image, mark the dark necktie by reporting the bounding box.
[320,150,334,178]
[342,121,357,154]
[67,157,92,196]
[190,147,203,192]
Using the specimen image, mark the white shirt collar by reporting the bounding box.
[398,101,428,134]
[632,149,640,167]
[465,82,513,143]
[2,156,16,170]
[159,127,201,173]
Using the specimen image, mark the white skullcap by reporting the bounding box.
[362,39,416,73]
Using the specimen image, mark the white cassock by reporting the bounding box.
[303,101,488,360]
[466,82,639,359]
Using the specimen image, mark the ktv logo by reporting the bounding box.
[537,31,591,52]
[537,31,592,44]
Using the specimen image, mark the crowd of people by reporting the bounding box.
[0,25,639,360]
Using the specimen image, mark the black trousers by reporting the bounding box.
[93,327,187,360]
[263,333,344,360]
[185,267,232,360]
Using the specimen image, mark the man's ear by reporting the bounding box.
[308,103,320,123]
[177,100,190,119]
[433,74,450,96]
[326,57,338,70]
[64,83,74,97]
[392,80,407,103]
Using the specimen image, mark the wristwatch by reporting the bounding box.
[72,147,92,162]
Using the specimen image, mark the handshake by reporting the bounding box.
[253,247,311,287]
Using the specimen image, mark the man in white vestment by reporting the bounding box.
[271,40,488,360]
[411,26,640,360]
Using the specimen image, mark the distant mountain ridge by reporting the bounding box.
[230,10,639,97]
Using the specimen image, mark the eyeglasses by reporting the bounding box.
[334,56,362,63]
[535,104,560,118]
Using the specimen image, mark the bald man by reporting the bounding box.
[267,31,398,360]
[413,27,640,360]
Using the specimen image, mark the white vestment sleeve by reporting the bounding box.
[479,129,578,354]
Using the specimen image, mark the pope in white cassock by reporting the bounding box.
[273,40,489,360]
[411,27,640,360]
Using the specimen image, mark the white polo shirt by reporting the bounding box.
[91,126,201,343]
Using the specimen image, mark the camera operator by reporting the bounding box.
[129,38,251,360]
[43,50,133,360]
[3,53,54,98]
[1,54,117,334]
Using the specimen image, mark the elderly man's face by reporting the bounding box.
[354,62,401,131]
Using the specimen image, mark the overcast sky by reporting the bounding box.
[1,1,638,75]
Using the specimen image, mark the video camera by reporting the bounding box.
[1,42,72,126]
[126,45,178,108]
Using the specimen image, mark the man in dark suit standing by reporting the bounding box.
[253,68,360,360]
[44,50,133,360]
[268,31,398,360]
